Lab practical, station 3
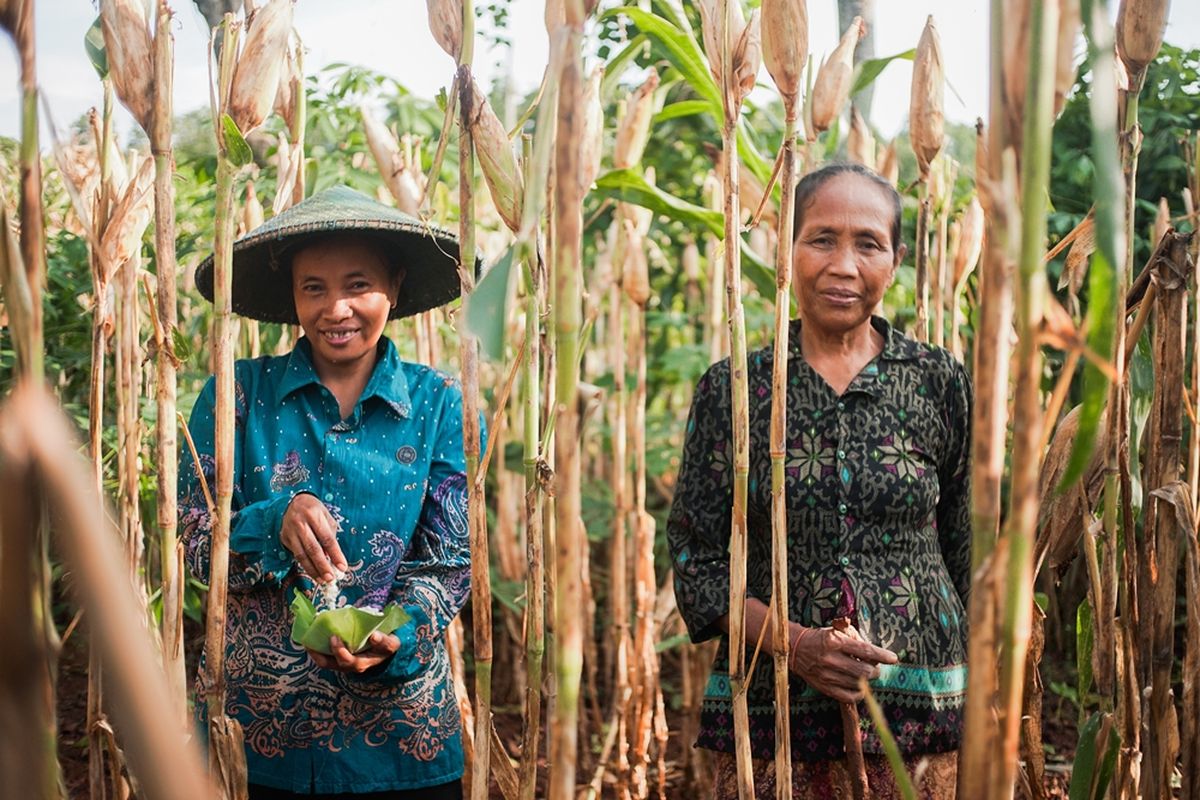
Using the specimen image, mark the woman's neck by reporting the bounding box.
[314,353,377,420]
[798,319,884,396]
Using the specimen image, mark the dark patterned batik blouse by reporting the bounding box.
[667,316,972,762]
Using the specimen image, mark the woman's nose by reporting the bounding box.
[323,295,352,319]
[827,243,858,275]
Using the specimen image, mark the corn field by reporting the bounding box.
[1,0,1199,798]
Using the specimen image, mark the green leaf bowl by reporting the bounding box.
[290,590,410,655]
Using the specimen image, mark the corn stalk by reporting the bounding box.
[549,1,587,796]
[994,1,1058,795]
[957,3,1015,792]
[202,17,248,799]
[143,0,187,726]
[0,387,215,800]
[450,2,493,793]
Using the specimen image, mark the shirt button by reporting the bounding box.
[323,492,334,501]
[840,556,850,566]
[838,503,848,515]
[836,401,845,411]
[837,449,846,459]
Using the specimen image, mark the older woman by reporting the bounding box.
[667,163,971,798]
[181,186,478,799]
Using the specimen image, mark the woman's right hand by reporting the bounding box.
[788,624,898,703]
[280,493,348,583]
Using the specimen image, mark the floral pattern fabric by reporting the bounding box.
[667,317,972,761]
[181,337,476,793]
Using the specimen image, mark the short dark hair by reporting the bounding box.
[792,162,902,253]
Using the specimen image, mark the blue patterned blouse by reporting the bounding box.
[180,336,476,793]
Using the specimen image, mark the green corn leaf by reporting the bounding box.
[1068,712,1102,799]
[221,113,253,168]
[170,325,193,364]
[851,48,915,96]
[85,17,108,79]
[1076,598,1094,717]
[602,6,721,112]
[594,167,724,235]
[592,168,775,298]
[464,246,516,363]
[654,633,691,653]
[1060,249,1115,489]
[600,33,650,99]
[654,100,711,124]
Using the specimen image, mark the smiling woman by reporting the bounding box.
[667,163,971,799]
[183,185,482,799]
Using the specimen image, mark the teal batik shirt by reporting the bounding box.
[181,337,477,793]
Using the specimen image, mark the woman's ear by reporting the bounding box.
[390,267,407,307]
[892,243,908,275]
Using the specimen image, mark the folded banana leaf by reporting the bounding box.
[290,590,410,655]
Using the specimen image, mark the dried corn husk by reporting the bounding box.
[620,218,651,306]
[613,69,659,170]
[683,240,701,283]
[847,107,875,166]
[1116,0,1170,81]
[953,196,984,289]
[876,139,899,187]
[426,0,462,62]
[469,79,523,233]
[909,15,944,181]
[760,0,809,114]
[360,105,421,215]
[1053,0,1082,117]
[273,39,301,132]
[545,0,564,37]
[241,180,264,235]
[100,157,155,278]
[1037,403,1106,571]
[580,66,605,191]
[810,15,864,135]
[697,0,762,107]
[228,0,293,135]
[100,0,155,133]
[273,134,302,215]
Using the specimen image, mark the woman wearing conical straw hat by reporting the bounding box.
[667,164,970,798]
[183,185,481,799]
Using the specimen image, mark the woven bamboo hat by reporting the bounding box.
[195,185,477,323]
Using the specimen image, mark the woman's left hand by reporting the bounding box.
[307,632,400,674]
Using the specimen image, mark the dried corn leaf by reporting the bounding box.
[100,157,155,279]
[580,65,605,191]
[1037,403,1109,573]
[847,107,874,167]
[613,69,659,170]
[953,196,984,289]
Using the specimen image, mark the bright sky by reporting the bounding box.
[1,1,1198,143]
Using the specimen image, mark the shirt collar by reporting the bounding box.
[787,315,924,363]
[279,337,412,418]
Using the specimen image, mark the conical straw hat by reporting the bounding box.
[195,185,479,323]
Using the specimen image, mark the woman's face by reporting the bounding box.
[791,173,905,337]
[291,238,402,376]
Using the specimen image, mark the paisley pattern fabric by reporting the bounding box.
[667,317,971,762]
[181,337,476,793]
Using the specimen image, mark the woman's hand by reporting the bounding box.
[307,632,400,674]
[788,623,898,703]
[281,493,348,582]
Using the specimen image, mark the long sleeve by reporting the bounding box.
[667,360,735,644]
[356,380,479,683]
[936,359,973,606]
[179,372,296,593]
